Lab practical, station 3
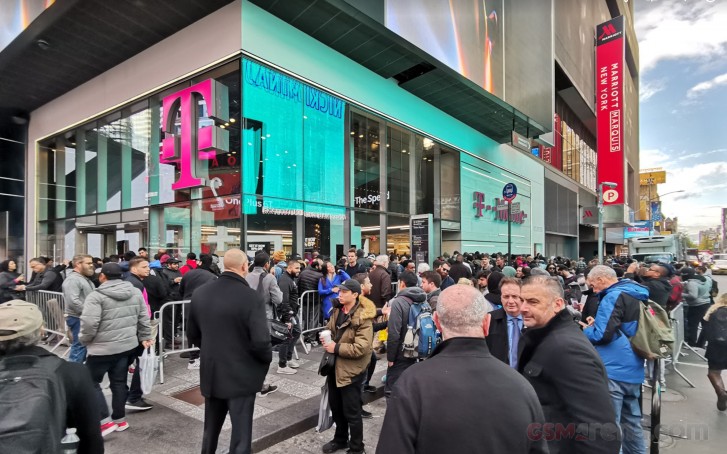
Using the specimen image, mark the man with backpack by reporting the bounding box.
[384,270,428,398]
[0,301,104,453]
[583,265,648,454]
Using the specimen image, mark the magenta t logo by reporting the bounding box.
[161,79,229,190]
[473,192,485,218]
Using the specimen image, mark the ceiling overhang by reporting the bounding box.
[0,0,235,114]
[249,0,548,143]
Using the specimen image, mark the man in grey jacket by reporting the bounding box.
[683,267,712,346]
[62,254,96,363]
[80,262,154,437]
[245,252,283,319]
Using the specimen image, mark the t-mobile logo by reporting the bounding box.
[473,191,485,218]
[161,79,229,190]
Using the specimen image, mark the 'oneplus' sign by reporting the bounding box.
[161,79,229,190]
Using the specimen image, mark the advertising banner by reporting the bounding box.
[596,16,625,205]
[650,201,662,221]
[624,221,652,239]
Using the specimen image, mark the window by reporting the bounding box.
[352,113,381,210]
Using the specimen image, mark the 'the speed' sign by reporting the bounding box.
[502,183,518,202]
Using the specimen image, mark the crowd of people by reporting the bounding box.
[1,246,727,453]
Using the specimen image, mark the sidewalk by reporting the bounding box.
[103,345,387,453]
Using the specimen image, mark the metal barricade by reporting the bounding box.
[298,290,324,354]
[668,302,697,387]
[25,290,69,356]
[156,299,198,384]
[391,282,398,297]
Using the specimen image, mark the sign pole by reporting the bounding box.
[507,201,512,267]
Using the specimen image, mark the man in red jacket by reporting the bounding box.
[180,252,199,276]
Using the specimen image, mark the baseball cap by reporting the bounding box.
[0,301,44,341]
[166,257,181,264]
[338,279,362,295]
[100,262,123,279]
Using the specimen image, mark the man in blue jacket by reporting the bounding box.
[584,265,648,454]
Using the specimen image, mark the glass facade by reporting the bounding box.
[35,56,518,262]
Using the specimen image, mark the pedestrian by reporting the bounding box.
[80,262,154,437]
[384,271,428,397]
[318,261,350,321]
[25,257,62,292]
[61,254,96,363]
[704,293,727,411]
[433,259,454,290]
[485,277,524,368]
[485,271,504,307]
[368,255,392,309]
[187,249,272,454]
[0,259,24,303]
[682,267,711,346]
[180,252,199,275]
[448,254,472,282]
[0,301,104,453]
[377,285,546,454]
[519,275,619,454]
[624,262,672,308]
[319,278,374,454]
[345,248,367,277]
[583,265,647,454]
[420,270,442,311]
[277,259,302,374]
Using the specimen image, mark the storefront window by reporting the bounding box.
[352,113,381,211]
[387,214,410,256]
[387,126,411,214]
[439,145,461,222]
[244,195,300,256]
[352,211,381,255]
[413,135,435,215]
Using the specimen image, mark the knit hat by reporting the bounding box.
[272,250,286,262]
[502,266,517,277]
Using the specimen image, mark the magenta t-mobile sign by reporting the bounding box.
[161,79,229,190]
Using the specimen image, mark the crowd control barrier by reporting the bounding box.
[25,290,69,356]
[155,299,197,384]
[669,302,701,388]
[298,290,323,354]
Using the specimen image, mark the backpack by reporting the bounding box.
[0,354,66,454]
[707,307,727,344]
[629,299,675,360]
[402,298,438,359]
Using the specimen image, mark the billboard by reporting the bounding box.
[640,170,666,185]
[596,16,625,205]
[624,221,652,239]
[385,0,504,96]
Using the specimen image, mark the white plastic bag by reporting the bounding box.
[316,384,334,433]
[138,347,158,395]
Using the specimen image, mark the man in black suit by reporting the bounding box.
[518,276,619,454]
[187,249,272,454]
[486,276,524,368]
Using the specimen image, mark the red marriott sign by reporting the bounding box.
[596,16,625,205]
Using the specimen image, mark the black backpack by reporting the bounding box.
[711,278,719,299]
[0,354,66,453]
[708,307,727,344]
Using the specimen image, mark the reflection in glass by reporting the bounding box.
[353,211,381,255]
[387,126,411,214]
[352,113,381,210]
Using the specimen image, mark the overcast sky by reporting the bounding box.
[635,0,727,235]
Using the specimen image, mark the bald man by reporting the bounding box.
[187,249,272,454]
[378,286,547,454]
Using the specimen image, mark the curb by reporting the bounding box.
[251,371,386,452]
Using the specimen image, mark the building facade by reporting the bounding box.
[1,0,639,263]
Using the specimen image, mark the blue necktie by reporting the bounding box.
[510,317,520,369]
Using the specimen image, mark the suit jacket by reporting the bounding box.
[518,309,619,454]
[485,308,523,366]
[187,272,272,399]
[377,337,547,454]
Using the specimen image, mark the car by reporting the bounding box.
[711,254,727,275]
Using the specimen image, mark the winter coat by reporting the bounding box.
[187,272,272,398]
[0,271,22,303]
[273,261,287,281]
[318,271,351,320]
[668,275,683,308]
[684,276,711,306]
[386,286,428,363]
[325,297,375,387]
[519,309,619,454]
[583,279,648,384]
[368,265,392,308]
[298,267,321,294]
[160,267,182,300]
[245,267,282,319]
[426,288,441,311]
[61,270,96,317]
[180,259,198,276]
[79,279,153,356]
[180,268,217,300]
[143,273,169,312]
[625,273,672,308]
[485,308,524,366]
[278,271,299,323]
[25,267,61,292]
[377,338,547,454]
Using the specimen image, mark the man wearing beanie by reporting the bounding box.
[0,301,103,453]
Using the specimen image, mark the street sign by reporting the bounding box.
[502,183,518,202]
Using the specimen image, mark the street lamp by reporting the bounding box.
[645,190,686,236]
[598,181,618,264]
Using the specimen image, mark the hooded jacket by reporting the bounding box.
[583,279,648,384]
[62,269,96,317]
[326,296,376,387]
[79,279,153,356]
[245,267,283,319]
[684,275,711,307]
[386,286,428,363]
[624,273,672,308]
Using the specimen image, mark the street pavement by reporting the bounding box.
[101,275,727,453]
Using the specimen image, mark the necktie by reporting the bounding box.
[510,317,520,369]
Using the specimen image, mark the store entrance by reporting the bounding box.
[79,222,147,259]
